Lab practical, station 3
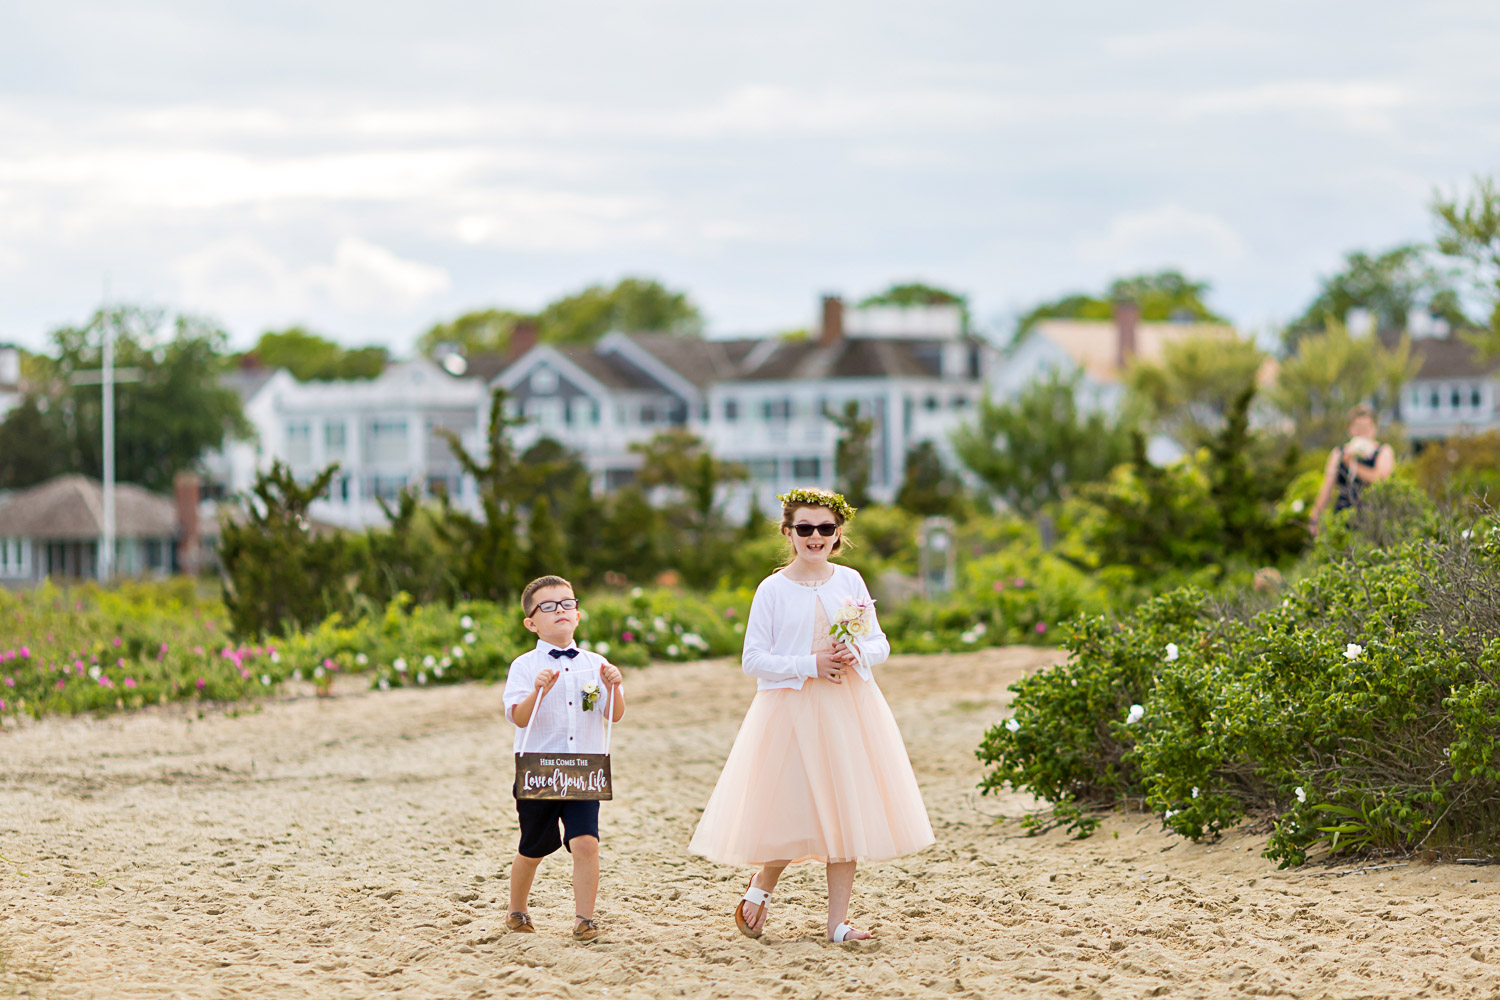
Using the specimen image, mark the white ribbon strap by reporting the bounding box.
[515,673,617,756]
[516,683,546,756]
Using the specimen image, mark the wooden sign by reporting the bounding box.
[515,752,613,801]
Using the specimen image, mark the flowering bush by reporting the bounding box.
[978,482,1500,867]
[0,579,283,721]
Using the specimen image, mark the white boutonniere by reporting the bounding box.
[581,681,601,712]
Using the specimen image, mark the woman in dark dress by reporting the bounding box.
[1309,405,1396,534]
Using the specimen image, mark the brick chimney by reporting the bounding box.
[173,472,201,576]
[1113,299,1141,369]
[819,295,845,349]
[508,319,540,362]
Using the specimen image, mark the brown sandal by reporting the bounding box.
[735,879,771,939]
[573,916,600,942]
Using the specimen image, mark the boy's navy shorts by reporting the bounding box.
[515,795,600,859]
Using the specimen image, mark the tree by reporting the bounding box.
[434,389,529,602]
[243,327,388,380]
[952,372,1134,516]
[895,440,964,518]
[51,307,250,494]
[1126,332,1267,449]
[860,282,970,332]
[416,309,528,359]
[418,278,703,360]
[219,462,352,638]
[0,396,72,489]
[1268,320,1419,451]
[1284,244,1469,352]
[1015,270,1227,341]
[824,401,874,508]
[1433,175,1500,356]
[631,429,748,586]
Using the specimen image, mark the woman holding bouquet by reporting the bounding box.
[689,487,933,942]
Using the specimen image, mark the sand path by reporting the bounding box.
[1,648,1497,999]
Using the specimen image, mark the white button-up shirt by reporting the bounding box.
[503,640,613,754]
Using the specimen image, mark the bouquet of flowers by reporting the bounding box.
[581,681,601,712]
[1346,435,1379,460]
[829,596,877,666]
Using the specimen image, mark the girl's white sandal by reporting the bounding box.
[830,922,868,943]
[735,881,771,939]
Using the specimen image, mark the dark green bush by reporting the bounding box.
[979,481,1500,866]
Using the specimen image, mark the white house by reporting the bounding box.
[204,359,489,529]
[491,297,998,513]
[1391,327,1500,441]
[0,344,22,421]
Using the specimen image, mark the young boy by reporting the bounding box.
[504,575,626,942]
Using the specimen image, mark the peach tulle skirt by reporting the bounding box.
[688,670,935,867]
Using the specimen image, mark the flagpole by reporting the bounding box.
[100,314,115,582]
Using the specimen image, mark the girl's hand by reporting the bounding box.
[600,662,623,687]
[815,649,849,684]
[534,668,559,694]
[831,640,858,666]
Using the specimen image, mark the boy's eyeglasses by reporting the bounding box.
[792,523,839,537]
[530,598,579,614]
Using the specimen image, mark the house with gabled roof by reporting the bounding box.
[493,297,998,510]
[1389,329,1500,441]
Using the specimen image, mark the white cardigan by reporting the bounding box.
[741,563,890,690]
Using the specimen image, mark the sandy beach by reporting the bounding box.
[2,647,1497,999]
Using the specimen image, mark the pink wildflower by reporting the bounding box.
[1035,622,1048,634]
[622,631,634,642]
[113,637,122,647]
[117,658,125,667]
[124,678,138,689]
[993,580,1005,591]
[18,646,28,659]
[55,679,66,691]
[1014,577,1027,588]
[193,646,204,656]
[3,676,13,687]
[240,668,251,680]
[0,699,5,712]
[195,677,206,690]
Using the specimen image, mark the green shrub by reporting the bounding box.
[979,481,1500,866]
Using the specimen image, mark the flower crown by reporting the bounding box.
[777,487,857,523]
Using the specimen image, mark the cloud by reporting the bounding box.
[1179,80,1408,132]
[1077,205,1248,271]
[174,237,450,318]
[1103,23,1283,58]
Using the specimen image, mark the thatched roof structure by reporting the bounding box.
[0,475,177,540]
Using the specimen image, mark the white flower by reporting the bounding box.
[579,640,592,651]
[1191,787,1199,798]
[452,646,464,658]
[1164,809,1177,820]
[973,622,987,636]
[1294,786,1306,804]
[961,631,977,644]
[626,616,642,629]
[733,623,744,634]
[260,675,272,686]
[464,632,476,645]
[1165,643,1179,662]
[1070,678,1078,687]
[1282,598,1291,608]
[1005,718,1021,733]
[460,615,473,629]
[582,681,600,696]
[416,672,427,685]
[683,633,706,650]
[1290,499,1305,513]
[355,652,368,666]
[423,655,435,668]
[291,669,303,681]
[1344,643,1363,660]
[270,651,281,664]
[1126,704,1145,725]
[666,644,681,657]
[89,665,102,680]
[313,666,326,679]
[630,587,643,599]
[843,617,871,638]
[595,642,611,656]
[653,616,668,633]
[393,657,408,673]
[434,665,444,678]
[1461,529,1473,540]
[378,678,390,691]
[439,657,451,668]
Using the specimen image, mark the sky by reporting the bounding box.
[3,1,1500,354]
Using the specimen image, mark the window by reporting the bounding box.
[791,457,821,479]
[426,474,454,497]
[746,458,778,481]
[924,396,939,412]
[0,537,30,578]
[724,399,739,422]
[764,398,791,422]
[606,467,637,490]
[1430,390,1440,409]
[145,539,164,570]
[529,366,558,394]
[286,421,313,465]
[1473,387,1483,410]
[640,405,658,426]
[325,420,347,457]
[367,418,409,463]
[525,399,563,430]
[1452,387,1462,409]
[368,474,408,500]
[951,396,970,410]
[1409,389,1422,410]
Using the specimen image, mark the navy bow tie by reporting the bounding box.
[548,648,580,659]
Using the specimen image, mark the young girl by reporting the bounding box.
[688,487,934,942]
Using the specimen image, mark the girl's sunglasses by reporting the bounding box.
[792,523,839,537]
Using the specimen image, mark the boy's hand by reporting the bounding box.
[600,662,624,687]
[533,668,559,694]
